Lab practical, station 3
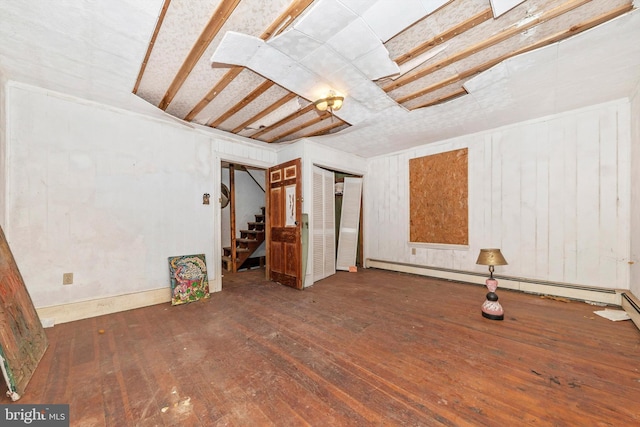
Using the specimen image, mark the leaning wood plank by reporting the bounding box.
[0,226,48,400]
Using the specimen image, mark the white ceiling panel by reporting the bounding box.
[326,18,380,61]
[337,0,376,15]
[211,31,263,68]
[490,0,526,18]
[2,0,638,156]
[361,0,447,42]
[294,0,358,42]
[351,45,399,80]
[268,28,324,62]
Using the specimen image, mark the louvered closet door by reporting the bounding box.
[336,177,362,271]
[313,166,336,282]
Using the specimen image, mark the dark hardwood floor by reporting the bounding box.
[4,268,640,426]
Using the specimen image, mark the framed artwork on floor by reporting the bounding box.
[168,254,210,306]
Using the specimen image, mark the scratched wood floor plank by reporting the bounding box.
[5,268,640,426]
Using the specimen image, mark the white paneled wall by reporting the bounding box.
[365,100,631,290]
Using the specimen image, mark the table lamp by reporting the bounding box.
[476,248,508,320]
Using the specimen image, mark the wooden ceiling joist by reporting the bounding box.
[265,112,336,143]
[131,0,636,146]
[300,121,348,139]
[133,0,172,94]
[184,0,314,123]
[393,7,493,66]
[262,0,315,40]
[384,0,593,94]
[184,67,243,122]
[231,92,298,134]
[409,87,468,110]
[208,80,275,128]
[158,0,242,110]
[250,104,316,139]
[396,3,634,106]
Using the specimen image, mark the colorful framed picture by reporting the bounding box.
[168,254,210,305]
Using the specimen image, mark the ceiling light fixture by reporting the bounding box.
[314,91,344,115]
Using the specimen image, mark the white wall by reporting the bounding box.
[5,82,276,310]
[630,80,640,297]
[365,100,632,290]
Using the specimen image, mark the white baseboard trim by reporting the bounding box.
[365,259,623,306]
[36,287,171,325]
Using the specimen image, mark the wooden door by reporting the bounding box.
[267,158,303,289]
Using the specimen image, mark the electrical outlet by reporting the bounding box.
[411,248,416,255]
[62,273,73,285]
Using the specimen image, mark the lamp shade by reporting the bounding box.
[314,99,329,111]
[476,248,508,266]
[313,91,344,112]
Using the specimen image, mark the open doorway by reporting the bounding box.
[220,162,267,287]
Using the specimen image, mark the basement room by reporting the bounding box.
[1,0,639,425]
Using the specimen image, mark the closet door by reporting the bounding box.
[313,166,336,282]
[336,177,362,271]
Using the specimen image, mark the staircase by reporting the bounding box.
[222,207,265,272]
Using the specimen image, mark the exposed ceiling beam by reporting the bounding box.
[397,3,634,105]
[393,7,493,66]
[300,121,348,139]
[384,0,592,93]
[265,112,335,143]
[409,87,468,109]
[207,80,275,128]
[250,104,316,139]
[231,92,298,134]
[184,67,244,122]
[158,0,241,111]
[184,0,314,122]
[132,0,172,94]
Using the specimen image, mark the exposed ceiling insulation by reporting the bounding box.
[1,0,639,157]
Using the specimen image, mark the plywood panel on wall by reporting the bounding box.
[365,100,630,290]
[409,148,468,245]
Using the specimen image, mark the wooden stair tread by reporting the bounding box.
[237,238,262,243]
[223,207,267,272]
[223,246,250,253]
